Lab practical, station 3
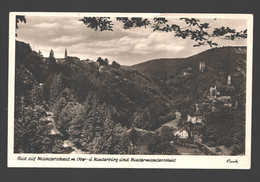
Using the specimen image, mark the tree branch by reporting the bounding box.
[79,17,247,47]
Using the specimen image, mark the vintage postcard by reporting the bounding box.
[8,12,253,168]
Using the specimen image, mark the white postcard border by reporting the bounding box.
[8,12,253,169]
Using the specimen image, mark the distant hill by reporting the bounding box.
[125,46,247,115]
[125,46,246,81]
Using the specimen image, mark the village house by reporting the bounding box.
[174,129,189,139]
[182,67,193,76]
[215,96,232,107]
[187,114,203,124]
[99,65,107,72]
[183,71,191,76]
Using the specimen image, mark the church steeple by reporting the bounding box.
[65,48,68,59]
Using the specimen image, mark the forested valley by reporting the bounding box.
[14,40,246,155]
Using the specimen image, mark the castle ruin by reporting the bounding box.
[199,61,206,73]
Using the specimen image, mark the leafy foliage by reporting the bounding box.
[79,17,113,31]
[16,15,26,29]
[15,44,64,153]
[116,17,151,29]
[14,104,64,153]
[15,15,26,36]
[97,57,109,66]
[111,61,121,69]
[147,127,177,154]
[79,17,247,47]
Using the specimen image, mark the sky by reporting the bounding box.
[16,15,247,66]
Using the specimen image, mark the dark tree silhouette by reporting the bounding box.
[16,16,26,29]
[16,15,247,47]
[79,17,113,31]
[79,17,247,47]
[97,57,109,66]
[111,61,121,69]
[16,15,26,37]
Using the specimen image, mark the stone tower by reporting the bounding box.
[199,61,206,73]
[65,48,68,59]
[227,75,231,86]
[49,49,54,58]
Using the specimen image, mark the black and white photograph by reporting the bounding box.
[8,12,253,168]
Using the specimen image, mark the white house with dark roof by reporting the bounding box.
[187,114,203,124]
[174,129,189,139]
